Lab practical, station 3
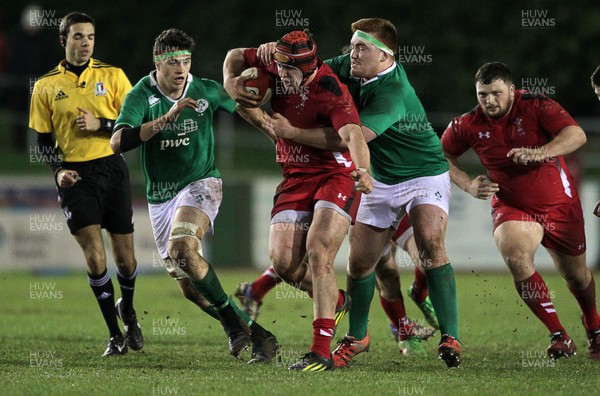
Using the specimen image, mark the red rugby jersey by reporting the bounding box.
[441,90,580,208]
[243,48,360,176]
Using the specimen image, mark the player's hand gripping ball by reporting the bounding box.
[241,67,273,106]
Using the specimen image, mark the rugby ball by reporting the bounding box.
[241,67,273,106]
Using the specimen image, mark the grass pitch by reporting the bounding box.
[1,269,599,395]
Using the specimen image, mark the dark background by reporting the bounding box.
[2,0,599,118]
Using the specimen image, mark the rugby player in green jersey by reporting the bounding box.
[110,29,278,364]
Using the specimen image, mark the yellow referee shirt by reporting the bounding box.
[29,58,132,162]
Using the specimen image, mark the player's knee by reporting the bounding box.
[164,258,188,280]
[114,255,136,275]
[269,247,293,274]
[84,252,108,274]
[415,233,446,262]
[168,239,195,268]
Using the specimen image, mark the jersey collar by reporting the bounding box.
[57,57,94,74]
[360,62,397,86]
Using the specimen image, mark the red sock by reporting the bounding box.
[311,318,335,358]
[250,266,282,301]
[411,267,428,303]
[515,272,565,334]
[568,275,600,331]
[379,296,407,333]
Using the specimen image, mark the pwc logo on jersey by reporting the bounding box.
[158,98,207,150]
[159,118,198,150]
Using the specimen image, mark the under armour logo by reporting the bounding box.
[337,193,347,201]
[478,131,491,139]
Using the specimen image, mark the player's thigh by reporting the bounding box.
[269,220,307,273]
[493,220,543,264]
[409,204,449,266]
[306,207,350,257]
[173,177,223,239]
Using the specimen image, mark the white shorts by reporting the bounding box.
[357,171,451,230]
[148,178,222,259]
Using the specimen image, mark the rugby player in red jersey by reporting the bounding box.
[223,30,373,371]
[442,61,600,360]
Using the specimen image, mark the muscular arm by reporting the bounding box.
[265,113,378,150]
[507,125,586,164]
[235,104,276,144]
[444,151,498,200]
[338,123,373,193]
[222,48,262,108]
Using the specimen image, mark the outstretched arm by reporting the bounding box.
[338,123,373,193]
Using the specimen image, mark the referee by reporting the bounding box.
[29,11,143,357]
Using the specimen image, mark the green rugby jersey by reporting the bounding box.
[326,54,448,184]
[115,71,236,203]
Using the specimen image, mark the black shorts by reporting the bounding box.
[58,154,134,235]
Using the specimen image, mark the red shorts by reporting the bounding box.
[271,171,361,221]
[392,214,413,248]
[491,197,586,256]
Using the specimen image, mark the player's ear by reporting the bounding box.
[60,35,66,47]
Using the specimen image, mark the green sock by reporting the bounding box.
[200,304,220,321]
[189,264,229,308]
[227,297,253,327]
[347,272,376,340]
[190,266,254,327]
[426,263,459,339]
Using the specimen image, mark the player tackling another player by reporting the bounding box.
[111,28,278,364]
[229,19,461,368]
[224,30,373,371]
[29,11,143,357]
[442,62,600,360]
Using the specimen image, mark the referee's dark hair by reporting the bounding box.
[59,11,95,46]
[475,62,513,85]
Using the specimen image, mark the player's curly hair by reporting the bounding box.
[475,62,513,85]
[351,18,397,56]
[591,65,600,88]
[153,29,195,58]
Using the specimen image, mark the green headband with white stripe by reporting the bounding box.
[352,30,394,56]
[153,50,192,62]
